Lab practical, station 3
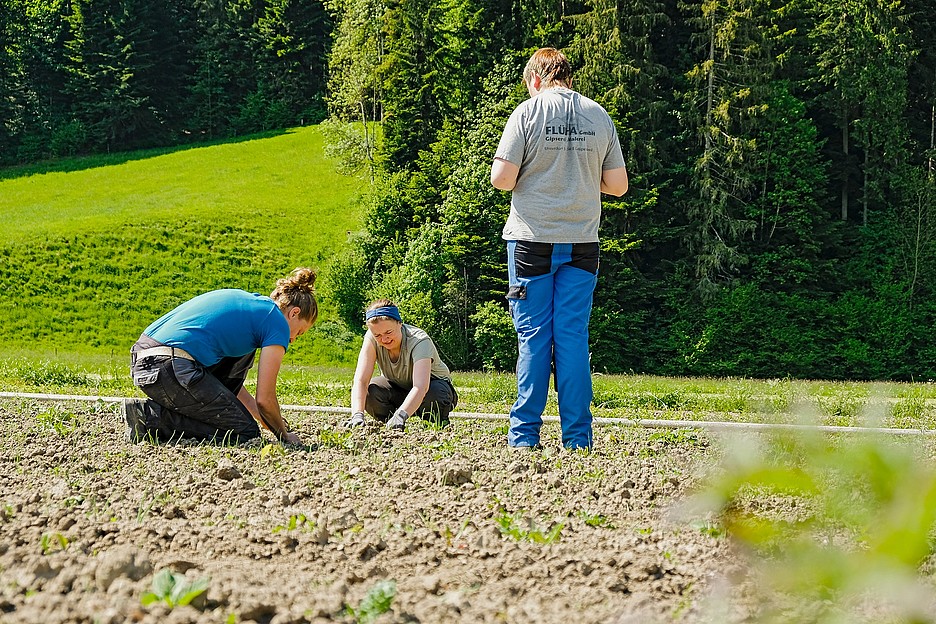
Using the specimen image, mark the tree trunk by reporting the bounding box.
[841,109,849,221]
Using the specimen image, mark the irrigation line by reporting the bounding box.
[3,391,935,437]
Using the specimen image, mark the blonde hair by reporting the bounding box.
[523,48,573,88]
[270,267,318,323]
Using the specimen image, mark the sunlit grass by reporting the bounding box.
[0,126,365,365]
[4,358,936,432]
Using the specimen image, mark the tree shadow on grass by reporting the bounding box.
[0,128,295,181]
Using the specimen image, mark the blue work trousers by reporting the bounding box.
[506,240,598,450]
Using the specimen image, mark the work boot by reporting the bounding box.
[121,399,149,443]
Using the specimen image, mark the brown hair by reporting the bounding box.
[270,267,318,323]
[523,48,573,88]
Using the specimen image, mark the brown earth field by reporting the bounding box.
[0,396,823,623]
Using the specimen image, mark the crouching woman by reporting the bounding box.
[122,268,318,444]
[346,299,457,430]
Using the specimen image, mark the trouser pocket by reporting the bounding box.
[132,369,159,387]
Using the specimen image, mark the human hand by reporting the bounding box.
[386,408,408,431]
[344,411,366,428]
[282,431,302,445]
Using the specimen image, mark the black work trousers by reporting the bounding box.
[128,334,260,443]
[365,376,458,425]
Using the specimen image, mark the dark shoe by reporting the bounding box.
[121,399,148,443]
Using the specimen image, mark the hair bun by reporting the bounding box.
[282,267,316,291]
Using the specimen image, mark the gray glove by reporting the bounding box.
[344,411,366,428]
[386,408,408,431]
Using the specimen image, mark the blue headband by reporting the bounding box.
[365,305,401,322]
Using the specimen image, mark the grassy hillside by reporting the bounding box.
[0,126,365,366]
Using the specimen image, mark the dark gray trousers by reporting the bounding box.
[129,334,260,443]
[365,376,457,425]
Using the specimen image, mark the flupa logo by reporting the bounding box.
[543,116,596,142]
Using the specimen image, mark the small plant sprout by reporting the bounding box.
[691,518,727,539]
[136,490,168,524]
[259,443,286,461]
[40,532,69,555]
[496,510,564,544]
[318,427,356,450]
[346,579,397,624]
[141,568,210,609]
[577,510,615,528]
[272,513,317,533]
[35,406,79,436]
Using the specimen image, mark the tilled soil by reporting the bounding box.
[0,398,740,624]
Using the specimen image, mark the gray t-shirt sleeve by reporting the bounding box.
[495,107,526,165]
[603,122,626,171]
[410,338,434,364]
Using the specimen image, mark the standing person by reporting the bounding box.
[345,299,457,430]
[490,47,629,450]
[122,267,318,445]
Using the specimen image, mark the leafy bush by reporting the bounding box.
[471,301,515,372]
[50,120,88,158]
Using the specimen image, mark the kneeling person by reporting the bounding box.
[347,299,456,430]
[123,268,318,444]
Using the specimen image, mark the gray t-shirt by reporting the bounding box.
[367,324,451,387]
[495,87,626,243]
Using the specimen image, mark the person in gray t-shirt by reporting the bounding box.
[345,299,457,431]
[491,47,628,451]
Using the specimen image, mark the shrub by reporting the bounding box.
[471,300,515,372]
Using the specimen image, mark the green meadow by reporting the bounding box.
[0,126,365,366]
[5,131,936,624]
[3,124,936,434]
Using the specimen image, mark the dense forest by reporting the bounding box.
[3,0,936,380]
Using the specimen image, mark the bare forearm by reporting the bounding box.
[237,387,261,420]
[351,377,369,414]
[399,386,428,416]
[257,397,289,438]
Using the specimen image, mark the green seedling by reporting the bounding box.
[136,490,168,524]
[318,428,356,450]
[346,579,396,624]
[40,532,69,554]
[691,519,727,539]
[35,407,79,436]
[141,568,210,609]
[578,510,615,529]
[273,513,317,533]
[259,443,286,461]
[496,510,564,544]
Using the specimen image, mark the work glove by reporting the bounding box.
[344,411,366,428]
[386,408,408,431]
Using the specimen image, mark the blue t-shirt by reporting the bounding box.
[144,289,290,366]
